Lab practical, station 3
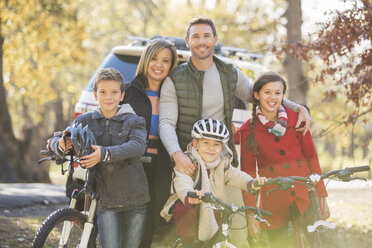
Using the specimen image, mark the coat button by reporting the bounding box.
[269,166,274,172]
[280,150,285,155]
[290,191,296,196]
[274,137,280,142]
[297,159,301,166]
[284,163,290,169]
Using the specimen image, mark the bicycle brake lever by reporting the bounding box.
[37,153,59,164]
[37,157,53,164]
[266,188,280,195]
[349,176,367,181]
[254,215,270,227]
[203,204,222,211]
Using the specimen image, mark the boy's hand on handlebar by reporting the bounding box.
[252,176,267,190]
[247,214,261,240]
[58,137,72,152]
[188,190,204,205]
[80,145,101,168]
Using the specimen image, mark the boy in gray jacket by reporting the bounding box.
[49,68,149,248]
[161,118,266,247]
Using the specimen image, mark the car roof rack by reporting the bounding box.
[127,35,263,61]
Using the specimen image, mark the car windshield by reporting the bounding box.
[85,53,139,91]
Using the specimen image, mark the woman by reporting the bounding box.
[122,38,178,248]
[238,72,329,248]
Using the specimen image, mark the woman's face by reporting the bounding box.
[146,48,173,86]
[254,81,284,115]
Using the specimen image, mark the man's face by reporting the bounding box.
[186,24,217,60]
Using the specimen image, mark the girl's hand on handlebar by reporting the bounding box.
[80,145,101,168]
[321,197,330,220]
[188,190,205,205]
[252,176,268,190]
[247,214,261,240]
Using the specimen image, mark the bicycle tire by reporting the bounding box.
[308,228,346,248]
[172,238,184,248]
[32,208,98,248]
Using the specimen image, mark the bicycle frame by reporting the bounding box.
[259,165,370,248]
[57,171,98,248]
[182,192,270,248]
[306,182,336,233]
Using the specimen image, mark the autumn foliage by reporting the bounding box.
[273,0,371,124]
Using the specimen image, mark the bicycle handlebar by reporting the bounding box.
[253,165,370,193]
[38,150,152,165]
[187,191,271,217]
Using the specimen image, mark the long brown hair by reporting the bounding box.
[135,38,178,89]
[245,71,287,154]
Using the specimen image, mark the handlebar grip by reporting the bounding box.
[187,191,212,202]
[348,165,370,173]
[187,191,198,198]
[128,156,152,163]
[137,156,152,163]
[245,206,271,216]
[253,178,279,187]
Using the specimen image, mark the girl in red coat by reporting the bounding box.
[238,72,329,247]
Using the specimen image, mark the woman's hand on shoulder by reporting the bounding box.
[296,105,311,135]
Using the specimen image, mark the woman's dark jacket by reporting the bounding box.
[122,76,172,223]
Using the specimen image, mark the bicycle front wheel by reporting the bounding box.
[172,238,184,248]
[308,228,346,248]
[32,208,92,248]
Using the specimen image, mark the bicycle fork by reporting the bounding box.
[79,196,97,248]
[58,197,78,247]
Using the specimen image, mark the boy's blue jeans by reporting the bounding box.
[97,204,147,248]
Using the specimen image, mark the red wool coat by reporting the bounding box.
[238,106,327,229]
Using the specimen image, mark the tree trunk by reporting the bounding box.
[284,0,308,105]
[0,16,21,182]
[0,15,50,183]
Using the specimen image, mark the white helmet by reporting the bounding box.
[191,118,229,143]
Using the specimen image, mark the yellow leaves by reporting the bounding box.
[2,0,86,135]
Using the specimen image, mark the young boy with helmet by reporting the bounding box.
[48,68,149,248]
[161,118,266,247]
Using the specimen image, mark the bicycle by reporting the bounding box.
[171,191,271,248]
[253,165,370,248]
[32,149,151,248]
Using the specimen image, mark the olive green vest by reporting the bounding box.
[169,56,239,167]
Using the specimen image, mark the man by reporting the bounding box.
[159,16,310,176]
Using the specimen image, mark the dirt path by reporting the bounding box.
[0,181,371,247]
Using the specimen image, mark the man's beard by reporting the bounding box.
[191,46,214,60]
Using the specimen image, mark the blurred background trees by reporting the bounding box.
[0,0,370,182]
